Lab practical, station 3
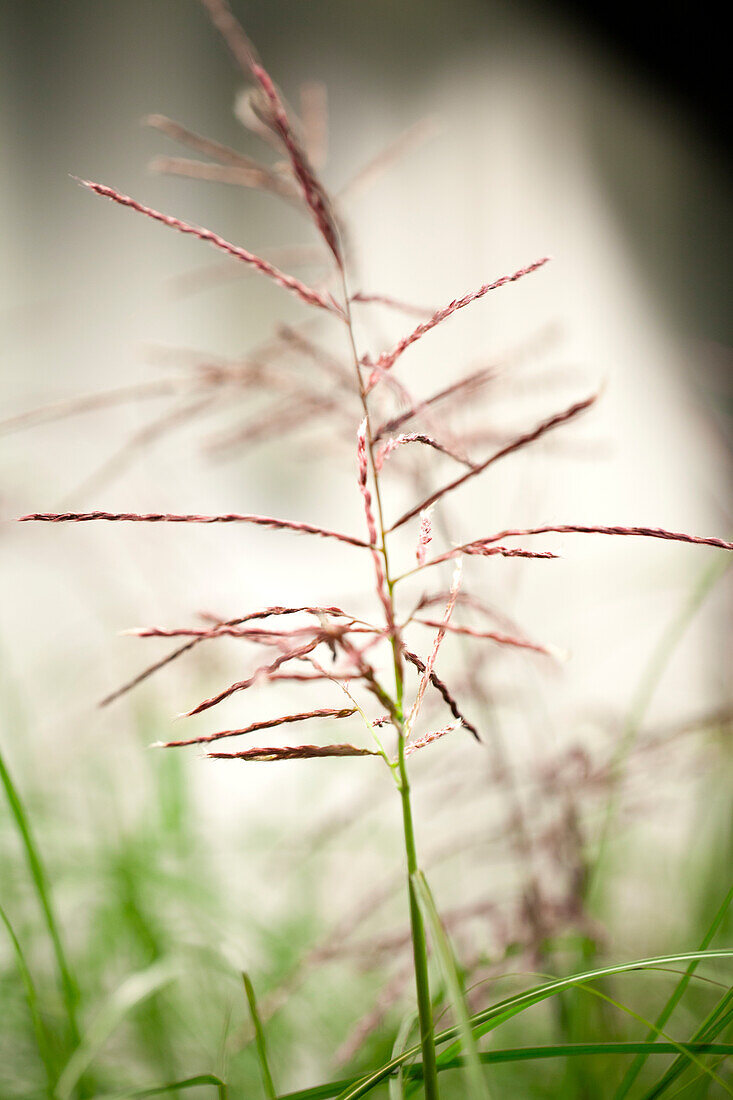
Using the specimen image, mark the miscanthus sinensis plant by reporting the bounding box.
[13,1,733,1097]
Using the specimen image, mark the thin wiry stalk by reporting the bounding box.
[339,271,442,1098]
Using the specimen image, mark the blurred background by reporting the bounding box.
[1,2,731,1096]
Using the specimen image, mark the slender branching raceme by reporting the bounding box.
[15,1,733,1096]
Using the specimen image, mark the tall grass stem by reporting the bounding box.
[340,273,441,1098]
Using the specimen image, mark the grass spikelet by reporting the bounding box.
[389,392,598,530]
[372,363,499,440]
[73,178,339,313]
[367,256,551,389]
[375,433,473,470]
[99,637,201,708]
[101,606,353,708]
[184,636,330,717]
[404,720,462,756]
[477,524,733,552]
[126,624,373,641]
[402,647,481,740]
[208,743,379,762]
[396,543,558,582]
[126,605,354,639]
[154,707,357,749]
[20,510,370,548]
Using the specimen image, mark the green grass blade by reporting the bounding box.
[0,742,80,1048]
[243,972,278,1100]
[615,881,733,1098]
[331,951,733,1099]
[642,986,733,1099]
[583,982,731,1095]
[277,1044,733,1100]
[437,1043,733,1068]
[411,870,491,1099]
[437,950,733,1064]
[664,1053,731,1099]
[0,900,56,1092]
[91,1074,227,1100]
[56,959,178,1100]
[388,1009,419,1100]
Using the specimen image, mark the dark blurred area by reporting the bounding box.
[555,2,730,149]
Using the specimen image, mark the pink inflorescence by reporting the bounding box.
[16,0,733,786]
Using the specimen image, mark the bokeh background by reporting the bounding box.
[1,2,731,1096]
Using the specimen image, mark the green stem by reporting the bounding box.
[397,738,440,1100]
[340,272,440,1098]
